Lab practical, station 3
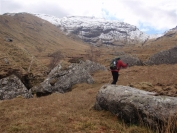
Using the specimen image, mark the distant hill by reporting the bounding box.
[0,13,90,86]
[34,14,150,46]
[0,12,176,87]
[143,25,177,50]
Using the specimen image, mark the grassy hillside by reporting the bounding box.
[0,13,177,133]
[0,13,90,86]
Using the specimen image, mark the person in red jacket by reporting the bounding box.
[111,58,128,84]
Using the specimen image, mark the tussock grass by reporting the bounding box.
[1,13,177,133]
[1,64,177,132]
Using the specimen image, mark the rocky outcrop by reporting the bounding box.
[94,85,177,130]
[144,46,177,65]
[79,60,106,73]
[34,14,149,46]
[164,26,177,36]
[0,75,33,100]
[119,55,143,66]
[31,60,106,96]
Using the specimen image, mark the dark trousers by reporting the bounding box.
[111,71,119,84]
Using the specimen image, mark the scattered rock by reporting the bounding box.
[79,60,106,73]
[5,38,13,42]
[31,60,106,96]
[3,58,9,64]
[0,75,33,100]
[144,46,177,65]
[119,55,143,66]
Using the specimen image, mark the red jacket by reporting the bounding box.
[111,60,128,72]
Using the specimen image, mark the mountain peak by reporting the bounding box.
[169,26,177,32]
[34,14,150,46]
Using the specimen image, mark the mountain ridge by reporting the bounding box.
[34,14,150,46]
[34,14,177,46]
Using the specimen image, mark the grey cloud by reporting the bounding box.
[121,0,152,18]
[166,10,177,21]
[27,1,69,18]
[121,0,177,25]
[121,0,176,20]
[0,0,69,18]
[34,6,69,18]
[0,0,22,14]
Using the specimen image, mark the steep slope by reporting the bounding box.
[34,14,150,46]
[1,13,90,57]
[0,13,90,86]
[135,26,177,60]
[115,25,177,61]
[145,26,177,46]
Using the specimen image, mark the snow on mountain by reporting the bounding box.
[164,26,177,35]
[35,14,150,46]
[149,34,163,39]
[169,26,177,32]
[34,14,61,26]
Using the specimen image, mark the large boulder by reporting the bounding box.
[79,60,106,73]
[0,75,33,100]
[31,60,106,96]
[94,85,177,130]
[144,46,177,65]
[119,55,143,66]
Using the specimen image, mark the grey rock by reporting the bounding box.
[144,46,177,65]
[34,15,150,46]
[58,17,149,46]
[79,60,106,73]
[0,75,33,100]
[31,60,106,95]
[114,55,143,67]
[5,38,13,42]
[94,85,177,129]
[4,58,9,64]
[120,55,143,66]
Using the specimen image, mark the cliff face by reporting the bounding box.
[35,14,150,46]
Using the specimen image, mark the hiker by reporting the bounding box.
[110,57,128,84]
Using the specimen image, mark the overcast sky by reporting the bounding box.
[0,0,177,35]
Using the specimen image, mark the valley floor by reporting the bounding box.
[0,64,177,133]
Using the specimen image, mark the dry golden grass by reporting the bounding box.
[0,83,151,133]
[0,13,91,86]
[1,13,177,133]
[1,63,177,133]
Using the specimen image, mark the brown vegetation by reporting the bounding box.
[1,63,177,133]
[0,13,177,132]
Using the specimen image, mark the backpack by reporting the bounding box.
[110,58,120,70]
